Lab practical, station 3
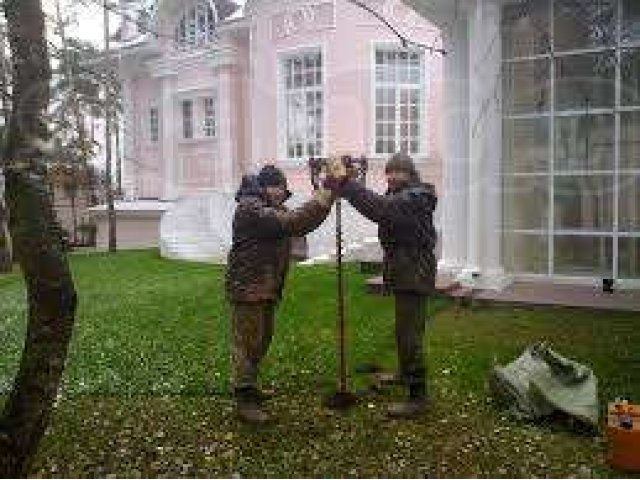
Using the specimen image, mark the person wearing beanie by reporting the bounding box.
[225,164,335,424]
[325,152,438,418]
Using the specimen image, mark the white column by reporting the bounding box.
[217,66,236,192]
[162,75,177,200]
[463,0,509,289]
[438,14,470,277]
[461,0,482,283]
[121,78,137,200]
[479,0,508,289]
[249,23,262,169]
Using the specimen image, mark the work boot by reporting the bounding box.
[386,398,428,418]
[235,387,270,424]
[386,383,429,419]
[375,371,402,387]
[255,387,275,403]
[237,400,270,424]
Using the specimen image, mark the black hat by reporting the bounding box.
[384,152,420,182]
[257,165,292,198]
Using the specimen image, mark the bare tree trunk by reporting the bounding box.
[104,0,116,251]
[0,0,78,476]
[0,23,12,273]
[70,185,78,245]
[0,196,11,273]
[55,0,80,247]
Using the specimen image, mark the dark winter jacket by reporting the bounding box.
[226,175,331,303]
[340,180,438,294]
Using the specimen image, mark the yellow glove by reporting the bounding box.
[313,188,336,208]
[323,156,349,191]
[326,156,347,180]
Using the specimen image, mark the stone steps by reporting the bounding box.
[365,274,465,297]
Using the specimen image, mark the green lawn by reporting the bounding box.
[1,250,639,478]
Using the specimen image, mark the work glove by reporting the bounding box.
[323,156,349,191]
[313,188,336,208]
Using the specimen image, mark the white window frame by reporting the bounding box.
[174,88,218,143]
[181,99,194,140]
[277,45,326,164]
[501,0,640,282]
[149,106,159,143]
[370,42,428,159]
[202,95,217,138]
[174,1,218,50]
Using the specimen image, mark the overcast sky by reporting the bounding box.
[41,0,247,47]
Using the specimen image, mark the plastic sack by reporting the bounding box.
[489,342,599,427]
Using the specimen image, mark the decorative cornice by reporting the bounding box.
[270,1,336,40]
[146,46,241,78]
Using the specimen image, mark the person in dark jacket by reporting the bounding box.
[326,152,438,418]
[226,165,334,424]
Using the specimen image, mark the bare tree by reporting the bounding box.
[0,192,10,273]
[0,0,78,476]
[103,0,116,251]
[51,1,103,245]
[0,22,12,273]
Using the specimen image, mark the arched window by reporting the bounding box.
[174,1,218,49]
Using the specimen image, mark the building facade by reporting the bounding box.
[117,0,639,287]
[119,0,443,200]
[405,0,640,288]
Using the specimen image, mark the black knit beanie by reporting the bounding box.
[257,165,287,188]
[257,165,292,198]
[384,152,420,182]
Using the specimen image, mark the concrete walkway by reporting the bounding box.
[473,281,640,313]
[366,273,640,313]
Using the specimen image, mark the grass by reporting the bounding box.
[1,249,639,477]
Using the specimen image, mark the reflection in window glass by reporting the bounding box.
[554,175,614,231]
[619,237,640,279]
[503,60,550,114]
[554,0,616,52]
[619,175,640,232]
[621,112,640,169]
[500,0,640,277]
[555,52,616,111]
[503,118,550,173]
[175,1,217,49]
[554,114,614,171]
[501,0,550,59]
[622,0,640,44]
[503,176,549,230]
[182,100,193,139]
[621,49,640,106]
[203,97,216,137]
[374,47,423,155]
[150,107,159,143]
[503,233,548,274]
[283,51,323,160]
[554,235,613,277]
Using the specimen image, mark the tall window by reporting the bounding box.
[203,96,216,137]
[501,0,640,279]
[282,50,323,160]
[149,107,159,142]
[374,47,424,155]
[175,1,217,50]
[182,99,193,139]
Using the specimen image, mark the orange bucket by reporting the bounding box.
[606,401,640,472]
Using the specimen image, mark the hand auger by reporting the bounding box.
[309,155,368,410]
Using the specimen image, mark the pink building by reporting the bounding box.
[118,0,443,200]
[97,0,443,258]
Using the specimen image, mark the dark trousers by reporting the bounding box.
[230,301,275,393]
[394,292,428,397]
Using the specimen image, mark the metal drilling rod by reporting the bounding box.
[336,197,347,393]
